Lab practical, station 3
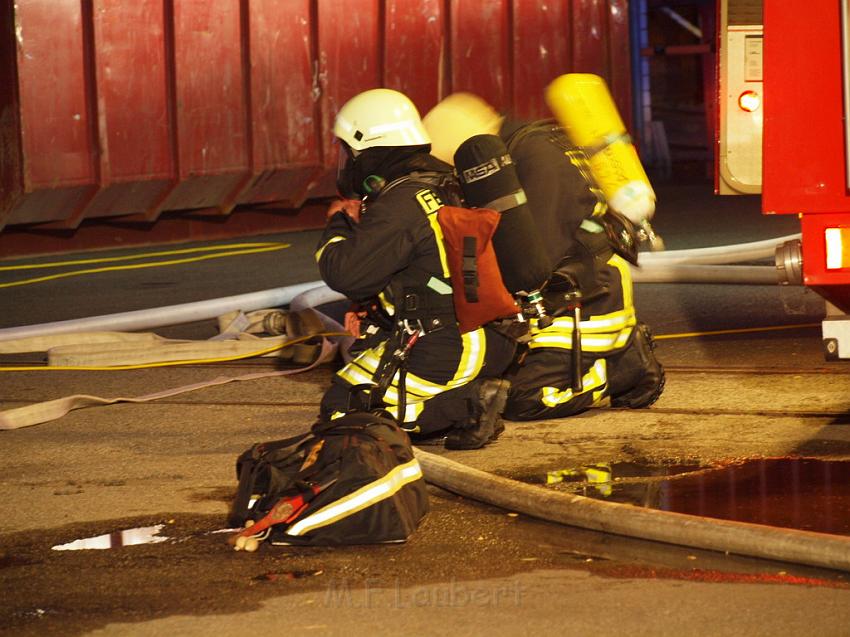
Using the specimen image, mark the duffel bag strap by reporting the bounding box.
[229,430,313,526]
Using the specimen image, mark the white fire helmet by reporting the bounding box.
[333,89,431,152]
[422,92,504,165]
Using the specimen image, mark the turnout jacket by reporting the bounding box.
[501,120,606,271]
[315,153,457,319]
[315,153,517,427]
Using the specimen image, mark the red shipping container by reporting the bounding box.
[0,0,632,249]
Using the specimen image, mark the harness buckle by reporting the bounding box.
[402,319,424,335]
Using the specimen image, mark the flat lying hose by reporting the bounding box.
[0,331,164,354]
[45,335,296,367]
[0,308,331,368]
[414,449,850,573]
[0,335,338,430]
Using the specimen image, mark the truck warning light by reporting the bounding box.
[738,90,761,112]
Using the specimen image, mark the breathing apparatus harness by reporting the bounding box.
[501,120,637,393]
[505,120,643,266]
[350,170,461,420]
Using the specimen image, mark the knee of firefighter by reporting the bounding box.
[503,384,544,421]
[413,382,481,434]
[419,378,508,427]
[505,389,596,421]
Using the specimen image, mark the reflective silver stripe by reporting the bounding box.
[384,378,440,402]
[427,276,453,295]
[285,459,423,536]
[609,254,633,307]
[338,365,376,387]
[535,310,636,334]
[448,329,485,387]
[338,348,432,401]
[383,401,425,423]
[336,328,486,424]
[530,328,633,352]
[540,359,607,407]
[347,349,382,372]
[579,218,604,233]
[485,190,527,212]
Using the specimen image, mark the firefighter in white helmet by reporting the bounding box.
[316,88,515,449]
[423,92,664,420]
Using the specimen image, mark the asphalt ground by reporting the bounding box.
[2,179,850,636]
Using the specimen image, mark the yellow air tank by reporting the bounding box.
[545,73,656,224]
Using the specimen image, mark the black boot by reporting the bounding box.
[611,323,665,409]
[444,379,510,450]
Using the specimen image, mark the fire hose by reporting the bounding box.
[0,233,802,345]
[413,449,850,573]
[2,233,843,572]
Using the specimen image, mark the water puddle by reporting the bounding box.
[520,461,704,497]
[51,525,169,551]
[533,457,850,536]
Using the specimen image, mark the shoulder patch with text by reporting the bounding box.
[415,189,443,214]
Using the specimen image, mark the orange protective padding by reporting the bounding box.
[437,206,519,333]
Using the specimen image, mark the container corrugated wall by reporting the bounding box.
[0,0,631,234]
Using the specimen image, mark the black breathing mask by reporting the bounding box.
[335,141,361,199]
[335,142,430,199]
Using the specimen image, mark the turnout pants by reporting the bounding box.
[504,253,648,421]
[321,325,516,435]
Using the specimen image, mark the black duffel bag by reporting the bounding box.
[228,410,429,551]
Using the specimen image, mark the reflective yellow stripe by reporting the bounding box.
[532,309,636,335]
[347,346,383,372]
[529,328,633,352]
[315,236,347,262]
[608,253,633,307]
[426,210,450,278]
[450,329,486,387]
[285,459,423,536]
[540,358,607,407]
[412,188,451,278]
[529,255,636,354]
[592,199,608,217]
[383,401,425,423]
[385,378,440,401]
[343,330,485,393]
[338,363,377,387]
[339,345,429,399]
[338,364,432,409]
[378,292,395,315]
[336,329,486,424]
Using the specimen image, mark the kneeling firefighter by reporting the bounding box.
[423,88,665,420]
[316,88,516,449]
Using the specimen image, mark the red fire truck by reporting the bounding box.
[717,0,850,359]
